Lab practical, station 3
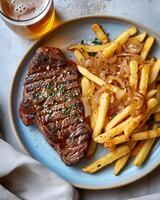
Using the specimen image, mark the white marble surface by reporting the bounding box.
[0,0,160,199]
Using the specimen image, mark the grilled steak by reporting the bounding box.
[19,47,91,165]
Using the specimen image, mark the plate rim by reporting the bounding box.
[8,15,160,190]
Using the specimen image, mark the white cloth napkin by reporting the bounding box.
[0,133,79,200]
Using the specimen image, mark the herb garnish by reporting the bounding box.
[62,105,77,115]
[92,38,102,45]
[48,92,55,97]
[60,84,65,95]
[47,82,54,90]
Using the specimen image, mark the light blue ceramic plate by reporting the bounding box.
[9,16,160,189]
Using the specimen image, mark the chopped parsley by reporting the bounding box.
[61,105,77,115]
[60,84,65,95]
[47,82,54,90]
[92,38,102,45]
[48,92,55,97]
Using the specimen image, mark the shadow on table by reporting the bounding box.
[79,167,160,200]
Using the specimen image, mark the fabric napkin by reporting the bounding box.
[0,132,79,200]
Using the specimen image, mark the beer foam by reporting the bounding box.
[2,0,49,20]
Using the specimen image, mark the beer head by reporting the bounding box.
[1,0,50,21]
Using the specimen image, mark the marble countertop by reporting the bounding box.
[0,0,160,199]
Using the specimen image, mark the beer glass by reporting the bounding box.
[0,0,55,39]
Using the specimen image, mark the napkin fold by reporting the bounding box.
[0,134,79,200]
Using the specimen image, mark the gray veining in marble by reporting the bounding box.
[0,0,160,199]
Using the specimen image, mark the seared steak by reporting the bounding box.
[19,47,91,165]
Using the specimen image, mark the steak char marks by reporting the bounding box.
[19,47,91,165]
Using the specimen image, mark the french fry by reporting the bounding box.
[82,145,130,173]
[115,27,137,45]
[77,65,105,86]
[139,64,150,95]
[92,24,109,44]
[129,60,138,90]
[92,92,110,137]
[90,97,98,130]
[105,105,132,131]
[140,36,154,60]
[124,120,139,139]
[146,89,157,100]
[134,32,147,42]
[154,84,160,121]
[131,141,145,156]
[95,117,134,143]
[87,139,97,158]
[114,141,136,175]
[81,50,89,59]
[103,42,118,58]
[133,138,155,166]
[81,77,95,97]
[149,59,160,84]
[69,43,110,52]
[73,49,84,65]
[105,128,160,147]
[131,129,160,140]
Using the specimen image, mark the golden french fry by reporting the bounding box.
[124,120,139,138]
[149,59,160,84]
[87,139,97,158]
[95,117,133,143]
[81,77,95,97]
[131,129,160,140]
[140,36,154,60]
[103,42,118,58]
[82,145,130,173]
[69,43,110,52]
[129,60,138,90]
[73,49,84,65]
[139,64,150,95]
[81,50,89,59]
[133,138,155,166]
[103,27,137,58]
[114,141,136,175]
[81,96,91,117]
[90,97,98,130]
[154,84,160,121]
[115,27,137,45]
[92,92,110,137]
[146,89,157,100]
[131,141,145,156]
[92,24,109,44]
[134,32,147,42]
[105,105,132,131]
[107,145,116,151]
[77,65,105,86]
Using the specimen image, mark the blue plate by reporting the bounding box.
[9,16,160,189]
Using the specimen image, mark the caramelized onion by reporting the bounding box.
[106,75,125,89]
[123,38,143,54]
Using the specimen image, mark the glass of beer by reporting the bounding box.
[0,0,55,39]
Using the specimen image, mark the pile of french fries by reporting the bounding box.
[69,24,160,175]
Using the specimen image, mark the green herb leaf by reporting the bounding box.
[92,38,102,45]
[47,82,54,90]
[60,84,65,95]
[48,92,55,97]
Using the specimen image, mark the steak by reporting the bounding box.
[19,47,91,165]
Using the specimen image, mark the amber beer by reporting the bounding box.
[0,0,55,39]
